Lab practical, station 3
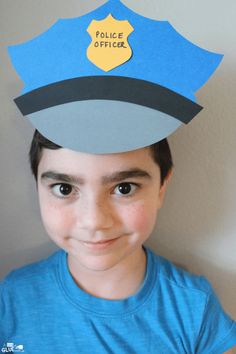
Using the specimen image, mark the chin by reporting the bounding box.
[82,256,121,272]
[69,251,124,273]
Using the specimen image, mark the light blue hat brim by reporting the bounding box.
[28,100,181,154]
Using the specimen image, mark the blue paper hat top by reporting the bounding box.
[8,0,223,153]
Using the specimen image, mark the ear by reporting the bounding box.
[157,169,173,209]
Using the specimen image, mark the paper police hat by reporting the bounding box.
[8,0,223,154]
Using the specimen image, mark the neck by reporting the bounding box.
[68,247,147,300]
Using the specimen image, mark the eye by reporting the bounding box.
[50,183,74,198]
[114,182,138,196]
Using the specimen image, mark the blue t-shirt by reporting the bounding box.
[1,247,236,353]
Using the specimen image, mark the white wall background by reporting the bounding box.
[0,0,235,347]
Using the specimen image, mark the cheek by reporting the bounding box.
[123,202,157,234]
[39,195,74,239]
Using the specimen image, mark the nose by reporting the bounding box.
[79,197,115,232]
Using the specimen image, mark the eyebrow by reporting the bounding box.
[102,168,151,184]
[40,168,151,185]
[41,171,83,185]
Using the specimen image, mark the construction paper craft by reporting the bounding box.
[87,14,134,71]
[27,100,182,153]
[15,76,202,123]
[8,0,223,154]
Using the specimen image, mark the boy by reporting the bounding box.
[1,0,236,352]
[1,134,236,353]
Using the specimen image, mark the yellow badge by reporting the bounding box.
[87,14,134,72]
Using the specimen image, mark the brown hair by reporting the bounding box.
[29,130,173,185]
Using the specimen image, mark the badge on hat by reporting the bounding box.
[87,14,134,71]
[8,0,223,154]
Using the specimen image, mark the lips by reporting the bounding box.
[81,237,119,250]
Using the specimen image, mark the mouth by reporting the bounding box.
[81,237,120,250]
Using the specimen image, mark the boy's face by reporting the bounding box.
[37,146,168,273]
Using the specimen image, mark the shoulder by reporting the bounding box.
[147,247,214,314]
[0,250,65,339]
[148,248,211,295]
[146,248,236,352]
[0,250,64,297]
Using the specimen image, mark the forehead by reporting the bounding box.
[38,146,159,177]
